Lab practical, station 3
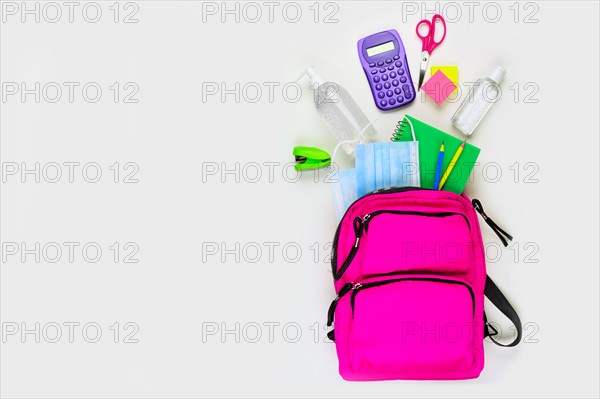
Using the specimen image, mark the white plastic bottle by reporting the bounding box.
[304,66,376,156]
[451,66,506,136]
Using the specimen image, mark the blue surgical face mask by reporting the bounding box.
[329,168,357,220]
[329,142,420,220]
[355,142,420,197]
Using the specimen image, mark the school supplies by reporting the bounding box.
[416,14,447,91]
[433,141,445,189]
[438,139,466,189]
[421,69,457,105]
[452,66,505,135]
[431,65,458,94]
[393,115,480,194]
[357,29,416,110]
[299,66,377,156]
[327,188,521,380]
[329,168,358,219]
[355,141,420,195]
[293,146,331,171]
[328,141,420,220]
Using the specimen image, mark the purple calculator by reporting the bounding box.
[358,29,415,111]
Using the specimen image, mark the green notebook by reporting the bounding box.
[393,115,480,194]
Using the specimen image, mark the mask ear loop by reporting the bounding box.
[330,139,359,164]
[404,116,416,141]
[330,114,406,163]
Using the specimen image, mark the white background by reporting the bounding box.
[1,1,599,398]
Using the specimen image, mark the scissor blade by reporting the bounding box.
[417,51,430,91]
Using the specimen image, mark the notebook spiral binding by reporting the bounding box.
[390,118,408,141]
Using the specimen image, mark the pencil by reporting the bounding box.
[433,141,445,190]
[438,139,466,190]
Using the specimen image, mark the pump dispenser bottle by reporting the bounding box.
[302,66,376,156]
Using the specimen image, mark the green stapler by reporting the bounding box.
[293,146,331,171]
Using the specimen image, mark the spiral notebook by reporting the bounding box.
[392,115,480,194]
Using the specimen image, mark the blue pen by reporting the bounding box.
[433,141,445,190]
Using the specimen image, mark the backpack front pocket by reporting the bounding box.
[335,210,474,281]
[334,276,480,380]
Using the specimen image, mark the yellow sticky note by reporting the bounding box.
[431,66,458,94]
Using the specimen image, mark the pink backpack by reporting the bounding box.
[327,187,521,381]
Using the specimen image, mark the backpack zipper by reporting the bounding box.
[327,277,476,327]
[326,282,354,327]
[334,210,469,280]
[333,215,367,280]
[350,277,475,318]
[330,187,425,279]
[362,209,470,233]
[472,199,513,246]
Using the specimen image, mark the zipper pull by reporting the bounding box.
[327,283,353,326]
[362,214,371,233]
[334,219,364,281]
[350,283,363,318]
[472,199,513,247]
[353,217,365,248]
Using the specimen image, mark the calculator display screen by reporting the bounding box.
[366,41,395,57]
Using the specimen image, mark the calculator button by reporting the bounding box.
[371,69,378,75]
[369,63,376,67]
[378,92,385,99]
[379,68,386,73]
[392,80,399,87]
[394,88,402,95]
[397,96,404,103]
[388,98,396,106]
[373,76,380,83]
[398,69,405,75]
[375,83,382,90]
[380,100,387,107]
[393,55,400,60]
[388,65,394,70]
[404,92,412,99]
[402,84,411,91]
[386,58,392,64]
[381,74,389,81]
[377,61,384,66]
[386,90,394,97]
[395,61,402,67]
[400,76,407,83]
[390,72,397,79]
[384,82,391,89]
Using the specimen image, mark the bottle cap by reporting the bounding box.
[305,65,326,86]
[488,66,506,84]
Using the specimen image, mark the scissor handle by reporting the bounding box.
[416,14,446,54]
[416,19,433,52]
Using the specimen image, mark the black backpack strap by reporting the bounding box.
[484,275,522,347]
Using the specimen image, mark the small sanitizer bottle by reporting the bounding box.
[303,66,377,156]
[451,66,506,136]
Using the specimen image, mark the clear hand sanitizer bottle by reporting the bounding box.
[304,66,376,156]
[451,66,506,136]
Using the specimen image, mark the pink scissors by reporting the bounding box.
[416,14,447,91]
